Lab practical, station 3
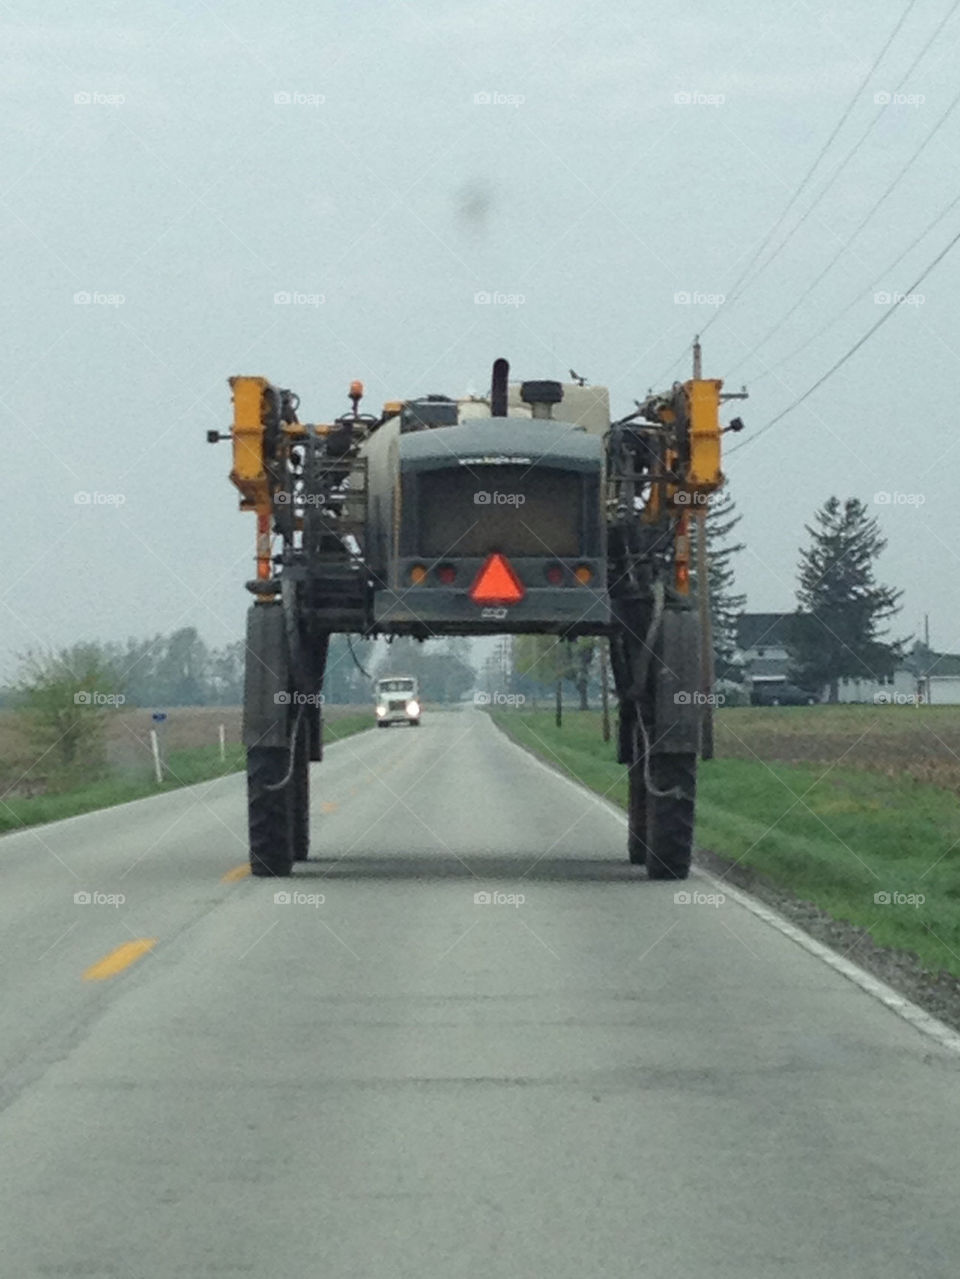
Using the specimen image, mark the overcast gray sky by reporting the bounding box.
[2,0,957,677]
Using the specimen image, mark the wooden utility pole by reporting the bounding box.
[693,337,715,759]
[600,641,611,742]
[696,511,715,759]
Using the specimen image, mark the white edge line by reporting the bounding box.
[488,712,960,1057]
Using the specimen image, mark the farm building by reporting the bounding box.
[835,671,916,704]
[908,649,960,705]
[734,615,960,704]
[734,613,792,695]
[832,647,960,706]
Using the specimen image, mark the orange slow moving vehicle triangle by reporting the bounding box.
[469,553,525,605]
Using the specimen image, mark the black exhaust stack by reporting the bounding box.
[491,357,509,417]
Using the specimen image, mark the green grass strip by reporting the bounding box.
[492,709,960,979]
[0,714,373,837]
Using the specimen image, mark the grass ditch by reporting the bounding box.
[0,712,373,837]
[491,708,960,982]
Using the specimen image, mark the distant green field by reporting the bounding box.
[713,703,960,792]
[492,707,960,980]
[0,714,372,837]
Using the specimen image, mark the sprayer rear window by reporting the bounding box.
[416,465,583,557]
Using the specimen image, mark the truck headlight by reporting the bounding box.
[406,700,420,717]
[376,705,386,717]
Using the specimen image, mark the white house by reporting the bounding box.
[912,651,960,705]
[734,614,793,694]
[733,614,960,705]
[835,670,916,704]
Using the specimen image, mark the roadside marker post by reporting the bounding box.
[150,711,168,782]
[149,730,163,784]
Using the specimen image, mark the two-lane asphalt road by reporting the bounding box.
[1,708,959,1277]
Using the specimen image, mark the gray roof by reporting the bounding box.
[912,651,960,677]
[736,613,793,650]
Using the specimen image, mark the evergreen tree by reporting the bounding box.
[690,488,746,683]
[788,496,903,702]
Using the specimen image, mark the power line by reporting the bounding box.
[727,76,960,378]
[650,341,694,389]
[751,181,960,384]
[728,219,960,454]
[718,0,960,313]
[699,0,920,340]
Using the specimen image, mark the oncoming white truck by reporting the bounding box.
[375,676,421,727]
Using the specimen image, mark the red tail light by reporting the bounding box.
[545,563,564,585]
[437,563,457,584]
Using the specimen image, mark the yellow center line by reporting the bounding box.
[221,863,251,882]
[83,938,156,981]
[321,801,338,813]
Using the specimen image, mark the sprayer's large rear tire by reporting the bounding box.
[646,752,696,880]
[291,731,310,862]
[628,755,649,865]
[626,713,651,865]
[248,746,294,877]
